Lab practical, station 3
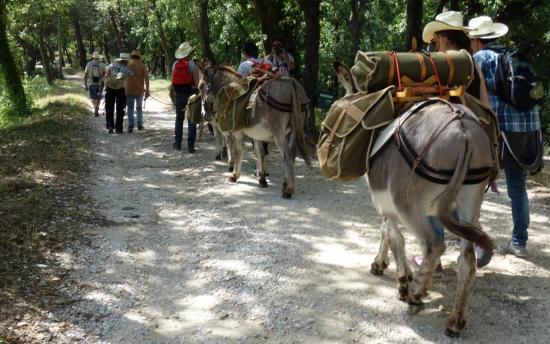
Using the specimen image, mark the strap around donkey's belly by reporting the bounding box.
[257,88,308,112]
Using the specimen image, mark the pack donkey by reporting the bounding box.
[201,66,310,198]
[334,62,498,337]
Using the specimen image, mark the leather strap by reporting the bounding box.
[322,107,347,164]
[387,52,395,87]
[443,51,455,85]
[415,53,427,82]
[427,54,444,97]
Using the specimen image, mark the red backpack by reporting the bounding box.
[172,59,193,85]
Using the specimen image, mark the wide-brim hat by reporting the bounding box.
[175,42,195,59]
[116,52,131,62]
[130,50,143,60]
[468,16,508,39]
[91,51,102,59]
[422,11,471,43]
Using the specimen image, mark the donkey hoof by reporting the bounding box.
[228,165,234,172]
[259,178,268,188]
[444,328,461,338]
[407,303,425,315]
[215,153,222,161]
[370,262,385,276]
[228,176,237,183]
[407,295,424,306]
[282,191,292,199]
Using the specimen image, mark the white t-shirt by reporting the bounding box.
[265,53,294,76]
[237,57,267,76]
[84,60,106,85]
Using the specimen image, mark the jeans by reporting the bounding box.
[105,87,126,132]
[504,168,529,247]
[174,90,196,149]
[126,95,143,128]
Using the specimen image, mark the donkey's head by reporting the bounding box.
[199,66,241,120]
[333,61,358,96]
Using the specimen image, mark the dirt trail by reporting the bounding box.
[53,94,550,344]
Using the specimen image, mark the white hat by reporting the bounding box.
[91,51,102,59]
[422,11,471,43]
[116,52,131,62]
[175,42,195,59]
[468,16,509,39]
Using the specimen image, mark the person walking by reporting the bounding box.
[469,16,543,258]
[125,50,150,133]
[104,53,134,134]
[83,51,106,117]
[172,42,199,152]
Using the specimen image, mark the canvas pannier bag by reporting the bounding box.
[317,86,395,181]
[186,93,203,124]
[216,78,259,132]
[351,50,474,93]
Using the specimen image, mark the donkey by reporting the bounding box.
[201,65,310,198]
[333,62,498,337]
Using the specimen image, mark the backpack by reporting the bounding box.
[486,46,544,110]
[172,59,193,85]
[104,73,123,90]
[91,63,102,84]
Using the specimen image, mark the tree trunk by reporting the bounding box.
[14,36,39,75]
[70,8,87,69]
[297,0,321,136]
[349,0,369,55]
[252,0,283,53]
[57,16,64,75]
[103,34,111,64]
[37,34,54,85]
[152,0,172,77]
[0,0,29,114]
[450,0,459,10]
[47,43,56,65]
[406,0,423,51]
[197,0,216,63]
[64,46,73,66]
[109,9,125,52]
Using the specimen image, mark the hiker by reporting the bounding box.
[470,16,543,258]
[104,53,134,134]
[264,38,295,77]
[125,50,150,133]
[83,51,106,117]
[172,42,199,152]
[416,11,492,270]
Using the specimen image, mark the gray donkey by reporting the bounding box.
[334,62,498,337]
[201,66,310,198]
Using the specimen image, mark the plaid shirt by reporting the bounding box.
[107,62,134,80]
[473,43,540,132]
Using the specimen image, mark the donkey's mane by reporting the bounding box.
[217,65,243,79]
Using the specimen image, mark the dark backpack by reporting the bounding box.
[486,46,544,110]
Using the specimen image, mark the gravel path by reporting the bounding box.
[54,96,550,343]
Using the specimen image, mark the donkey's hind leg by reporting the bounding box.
[229,132,244,182]
[278,131,296,199]
[445,185,484,337]
[384,216,414,302]
[253,139,268,188]
[224,132,237,173]
[371,219,390,276]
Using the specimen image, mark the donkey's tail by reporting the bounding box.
[290,79,311,166]
[436,139,494,255]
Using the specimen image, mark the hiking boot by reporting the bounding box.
[137,125,144,131]
[172,142,181,151]
[108,128,114,134]
[94,109,99,117]
[188,146,196,153]
[127,127,133,133]
[475,245,492,268]
[412,255,443,272]
[499,241,528,258]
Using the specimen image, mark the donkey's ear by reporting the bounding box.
[333,60,357,96]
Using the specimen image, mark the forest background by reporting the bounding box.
[0,0,549,139]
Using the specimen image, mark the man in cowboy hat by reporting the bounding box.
[172,42,199,152]
[83,51,106,117]
[470,16,542,259]
[104,52,134,134]
[125,50,150,133]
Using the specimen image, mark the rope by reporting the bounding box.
[145,94,174,107]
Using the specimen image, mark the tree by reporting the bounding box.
[0,0,29,114]
[406,0,423,51]
[197,0,216,63]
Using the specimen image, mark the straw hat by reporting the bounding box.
[130,50,143,60]
[175,42,195,59]
[91,51,102,59]
[468,16,509,39]
[422,11,471,43]
[116,52,131,62]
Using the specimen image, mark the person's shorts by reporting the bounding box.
[88,84,103,100]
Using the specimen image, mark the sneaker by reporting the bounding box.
[137,125,144,131]
[499,241,528,258]
[94,109,99,117]
[128,127,133,133]
[475,245,492,268]
[412,255,443,272]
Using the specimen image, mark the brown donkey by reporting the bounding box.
[334,62,497,337]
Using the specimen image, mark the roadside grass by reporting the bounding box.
[0,76,103,343]
[148,78,172,105]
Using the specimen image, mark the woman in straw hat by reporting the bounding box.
[104,53,134,134]
[411,11,492,271]
[172,42,199,152]
[469,16,542,259]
